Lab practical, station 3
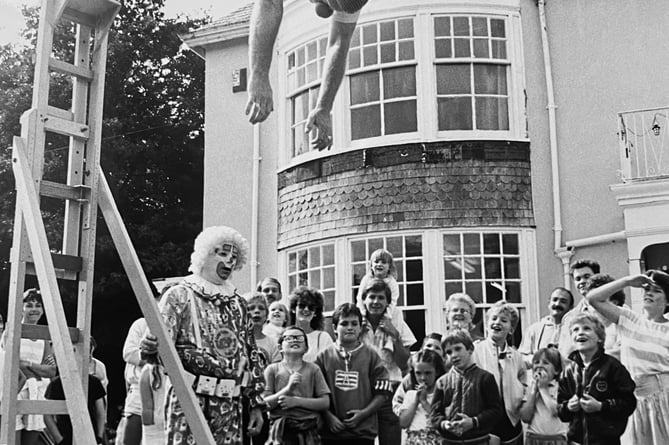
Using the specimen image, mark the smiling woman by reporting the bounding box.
[288,286,333,362]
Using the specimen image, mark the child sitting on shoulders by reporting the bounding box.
[264,301,290,338]
[315,303,392,445]
[473,300,526,445]
[393,349,446,445]
[519,347,568,445]
[557,313,636,445]
[431,329,502,445]
[356,249,404,326]
[263,326,330,444]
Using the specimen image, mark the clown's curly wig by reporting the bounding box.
[188,226,249,274]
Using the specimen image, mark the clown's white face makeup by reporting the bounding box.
[202,244,238,284]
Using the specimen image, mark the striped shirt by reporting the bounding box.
[618,307,669,379]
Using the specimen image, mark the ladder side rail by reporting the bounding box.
[0,188,29,445]
[11,137,97,444]
[98,169,217,444]
[65,22,94,388]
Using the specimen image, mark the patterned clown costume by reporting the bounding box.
[159,274,265,445]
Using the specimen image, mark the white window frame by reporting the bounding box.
[278,4,527,171]
[279,228,539,337]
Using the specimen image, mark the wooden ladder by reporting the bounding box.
[1,0,215,443]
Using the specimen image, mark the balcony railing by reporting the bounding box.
[618,106,669,181]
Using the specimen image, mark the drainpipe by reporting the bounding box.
[250,123,261,289]
[538,0,563,256]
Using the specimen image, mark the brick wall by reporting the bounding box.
[277,140,533,249]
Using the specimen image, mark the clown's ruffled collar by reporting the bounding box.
[182,274,237,301]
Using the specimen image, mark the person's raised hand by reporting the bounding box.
[306,107,333,150]
[245,75,274,124]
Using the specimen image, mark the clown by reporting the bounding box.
[146,226,265,445]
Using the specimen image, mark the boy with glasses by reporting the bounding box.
[263,326,330,444]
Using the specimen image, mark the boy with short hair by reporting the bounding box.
[431,329,502,445]
[263,326,330,444]
[473,300,526,445]
[557,313,636,445]
[315,303,391,445]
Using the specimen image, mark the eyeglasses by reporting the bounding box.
[297,304,315,311]
[283,335,306,342]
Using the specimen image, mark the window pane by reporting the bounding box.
[299,272,308,286]
[445,281,464,297]
[396,262,404,282]
[369,238,384,253]
[351,28,360,46]
[289,275,296,292]
[504,258,520,279]
[491,19,505,37]
[444,258,462,280]
[307,41,317,60]
[353,263,367,285]
[474,64,507,94]
[380,21,395,41]
[473,39,489,58]
[485,258,502,279]
[405,309,425,349]
[406,259,423,281]
[350,72,380,105]
[398,18,414,38]
[398,41,414,61]
[319,38,327,56]
[306,61,318,82]
[309,269,321,287]
[476,97,509,130]
[472,17,488,36]
[309,246,320,268]
[348,48,361,69]
[351,105,381,139]
[297,47,305,65]
[351,240,366,262]
[297,67,305,87]
[443,234,461,254]
[385,100,417,134]
[292,124,309,156]
[323,290,335,311]
[363,24,377,44]
[323,267,335,289]
[405,236,422,256]
[436,64,471,94]
[486,282,503,303]
[434,16,450,36]
[453,17,470,36]
[380,42,396,63]
[465,281,483,303]
[288,52,295,69]
[323,244,334,264]
[502,234,519,254]
[438,97,472,130]
[464,258,482,279]
[491,40,506,59]
[384,67,416,99]
[483,233,500,254]
[387,236,403,257]
[298,250,308,269]
[505,282,521,303]
[454,38,470,57]
[363,45,378,65]
[463,234,480,254]
[288,252,296,272]
[435,39,452,58]
[406,284,424,305]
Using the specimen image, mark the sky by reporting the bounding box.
[0,0,250,46]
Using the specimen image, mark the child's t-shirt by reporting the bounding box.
[263,361,330,420]
[524,381,568,436]
[45,375,106,444]
[255,334,281,364]
[315,342,390,440]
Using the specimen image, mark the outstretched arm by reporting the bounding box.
[246,0,283,124]
[587,274,651,324]
[306,19,357,150]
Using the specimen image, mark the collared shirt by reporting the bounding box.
[360,314,416,381]
[519,316,562,364]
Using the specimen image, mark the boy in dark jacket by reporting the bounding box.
[558,313,636,445]
[431,329,502,445]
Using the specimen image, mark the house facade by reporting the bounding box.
[182,0,669,344]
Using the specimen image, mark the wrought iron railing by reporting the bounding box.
[618,106,669,181]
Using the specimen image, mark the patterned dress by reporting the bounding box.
[159,274,265,445]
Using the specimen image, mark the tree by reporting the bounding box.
[0,0,209,423]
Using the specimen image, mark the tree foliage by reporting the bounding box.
[0,0,209,419]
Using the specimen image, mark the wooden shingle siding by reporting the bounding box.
[277,140,533,249]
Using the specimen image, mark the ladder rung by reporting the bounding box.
[43,115,89,140]
[49,57,94,81]
[47,106,74,121]
[25,264,79,281]
[40,180,91,202]
[21,324,81,343]
[25,253,83,273]
[18,400,68,415]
